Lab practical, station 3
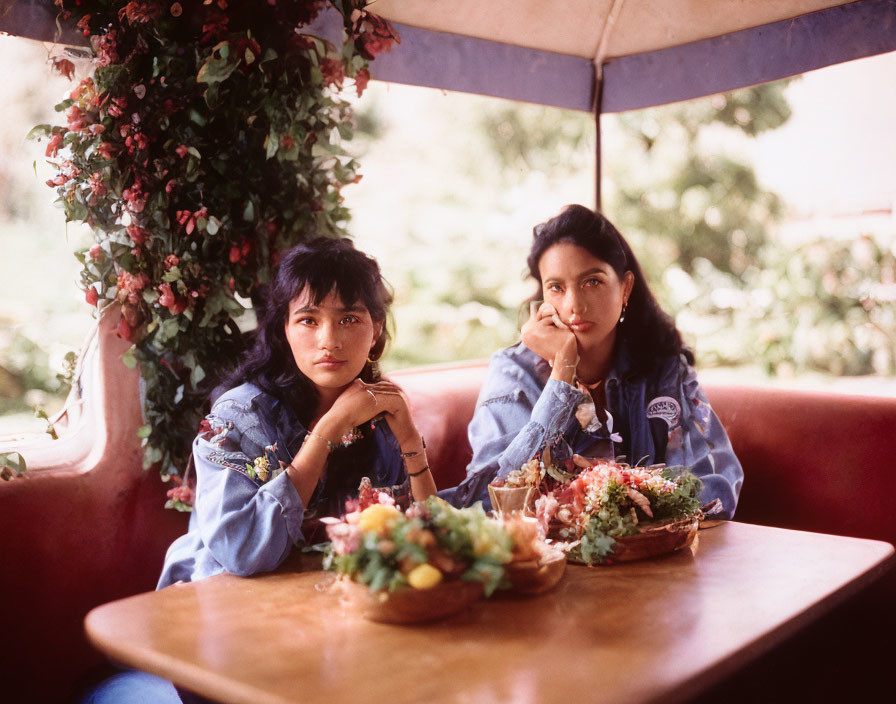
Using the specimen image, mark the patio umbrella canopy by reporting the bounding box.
[2,0,895,112]
[365,0,896,112]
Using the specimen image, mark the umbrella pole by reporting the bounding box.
[594,70,603,212]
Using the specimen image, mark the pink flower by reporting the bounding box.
[118,1,163,25]
[167,484,195,505]
[76,15,92,38]
[176,209,195,234]
[200,11,228,43]
[158,282,187,315]
[355,68,370,97]
[66,106,90,132]
[158,282,175,308]
[175,144,189,159]
[88,172,106,198]
[45,174,69,187]
[69,78,94,102]
[356,14,400,59]
[107,96,127,118]
[117,270,150,306]
[92,30,120,66]
[45,134,63,158]
[116,316,134,340]
[125,131,149,154]
[164,254,179,270]
[126,224,149,245]
[168,486,195,506]
[85,287,99,306]
[122,182,147,213]
[228,238,252,265]
[325,522,362,555]
[319,57,345,89]
[89,245,103,260]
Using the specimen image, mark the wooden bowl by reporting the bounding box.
[505,551,567,595]
[567,515,700,565]
[339,577,483,624]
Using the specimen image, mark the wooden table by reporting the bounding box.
[85,522,893,704]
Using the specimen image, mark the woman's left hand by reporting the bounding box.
[361,381,419,448]
[364,381,436,499]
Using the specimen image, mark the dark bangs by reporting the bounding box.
[296,251,387,322]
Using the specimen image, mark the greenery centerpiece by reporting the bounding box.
[29,0,397,505]
[494,449,705,564]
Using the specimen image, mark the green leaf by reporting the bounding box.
[0,451,27,479]
[196,47,239,85]
[137,425,152,439]
[188,108,208,126]
[190,365,206,386]
[26,124,52,140]
[264,134,278,159]
[122,346,138,369]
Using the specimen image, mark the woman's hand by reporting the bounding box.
[315,379,419,448]
[521,302,579,383]
[315,378,383,440]
[363,381,437,501]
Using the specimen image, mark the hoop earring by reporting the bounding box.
[618,301,628,324]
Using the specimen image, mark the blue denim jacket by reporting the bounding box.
[157,382,406,588]
[447,343,743,519]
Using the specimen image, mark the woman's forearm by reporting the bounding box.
[286,422,338,506]
[403,447,437,501]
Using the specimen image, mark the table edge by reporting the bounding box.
[656,541,895,704]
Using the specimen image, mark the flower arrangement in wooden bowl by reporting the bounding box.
[491,444,710,565]
[323,488,565,623]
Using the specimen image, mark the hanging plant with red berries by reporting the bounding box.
[31,0,398,509]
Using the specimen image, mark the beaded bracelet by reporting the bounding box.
[302,431,335,453]
[407,465,430,477]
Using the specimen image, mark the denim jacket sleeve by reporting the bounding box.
[451,345,587,507]
[190,392,305,577]
[658,360,744,520]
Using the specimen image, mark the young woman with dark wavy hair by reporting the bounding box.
[449,204,743,518]
[158,237,435,588]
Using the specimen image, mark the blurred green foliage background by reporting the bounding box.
[2,35,895,437]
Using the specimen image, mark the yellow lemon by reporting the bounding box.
[357,504,401,535]
[406,563,443,590]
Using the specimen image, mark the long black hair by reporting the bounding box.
[526,204,692,378]
[220,237,392,419]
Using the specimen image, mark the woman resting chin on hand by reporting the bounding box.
[157,238,434,589]
[447,204,744,520]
